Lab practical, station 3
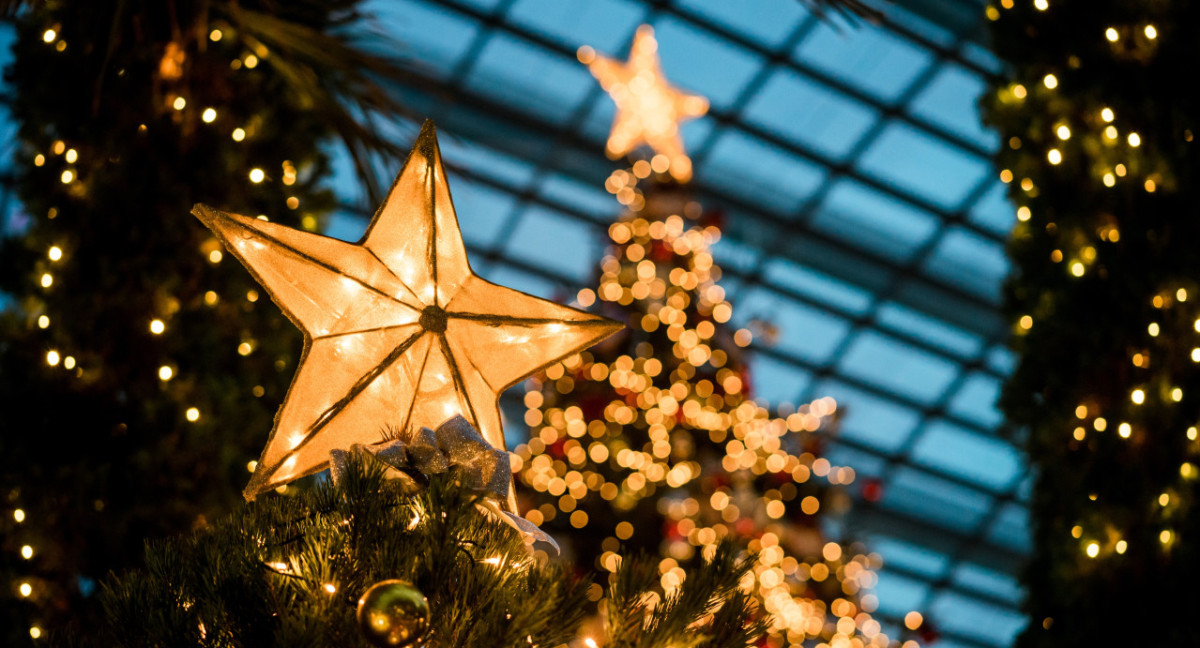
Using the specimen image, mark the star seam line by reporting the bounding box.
[223,213,422,314]
[268,328,426,483]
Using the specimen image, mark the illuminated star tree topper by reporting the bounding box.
[194,121,622,503]
[581,24,710,183]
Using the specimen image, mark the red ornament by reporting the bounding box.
[862,478,884,503]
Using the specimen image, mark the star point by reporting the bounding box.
[195,121,621,503]
[585,25,709,182]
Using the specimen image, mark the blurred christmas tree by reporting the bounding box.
[0,0,412,641]
[986,1,1200,646]
[513,26,917,648]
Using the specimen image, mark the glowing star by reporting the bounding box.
[583,24,709,182]
[194,121,621,503]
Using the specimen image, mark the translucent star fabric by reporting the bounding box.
[194,121,620,501]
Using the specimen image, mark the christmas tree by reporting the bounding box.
[985,1,1200,645]
[513,26,914,648]
[0,0,413,640]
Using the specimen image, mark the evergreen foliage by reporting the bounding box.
[985,1,1200,644]
[73,454,763,647]
[0,1,409,640]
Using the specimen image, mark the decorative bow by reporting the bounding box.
[329,415,559,553]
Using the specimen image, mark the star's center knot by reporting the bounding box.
[419,305,448,334]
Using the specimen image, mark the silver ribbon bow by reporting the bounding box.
[329,415,559,553]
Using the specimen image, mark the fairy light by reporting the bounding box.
[172,96,186,111]
[1043,73,1058,89]
[46,350,60,366]
[19,582,32,597]
[21,545,33,559]
[202,108,217,123]
[149,319,165,334]
[186,407,200,422]
[48,246,62,261]
[232,128,246,142]
[42,29,56,43]
[249,168,265,183]
[1105,28,1118,42]
[14,509,25,523]
[158,365,174,381]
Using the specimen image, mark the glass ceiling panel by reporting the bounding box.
[951,561,1023,604]
[970,180,1019,237]
[815,380,921,455]
[652,14,763,111]
[910,419,1020,493]
[464,32,596,126]
[921,226,1009,302]
[809,178,941,263]
[733,287,852,365]
[674,0,809,49]
[868,536,951,580]
[929,591,1025,648]
[948,372,1005,429]
[505,0,644,52]
[908,63,1000,152]
[503,204,600,283]
[743,68,881,163]
[762,257,875,317]
[882,467,992,534]
[698,129,828,214]
[857,120,992,212]
[838,331,961,406]
[875,301,984,359]
[381,0,481,79]
[794,17,934,105]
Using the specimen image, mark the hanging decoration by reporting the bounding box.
[194,121,622,503]
[581,24,709,182]
[355,579,430,648]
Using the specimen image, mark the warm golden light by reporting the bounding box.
[1085,542,1099,558]
[202,108,217,123]
[46,350,60,366]
[1043,73,1058,89]
[904,611,923,630]
[1048,149,1062,165]
[42,29,56,43]
[232,128,246,142]
[150,319,165,334]
[585,25,708,182]
[249,168,265,183]
[1105,27,1118,42]
[186,407,201,422]
[1145,25,1157,39]
[158,365,174,381]
[19,582,32,597]
[37,315,49,329]
[1127,132,1141,147]
[20,545,33,559]
[195,123,620,502]
[1131,389,1145,404]
[60,170,74,184]
[172,96,186,111]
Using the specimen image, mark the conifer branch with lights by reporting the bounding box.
[985,1,1200,645]
[76,452,763,648]
[0,1,409,640]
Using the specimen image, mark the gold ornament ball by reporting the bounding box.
[356,579,430,647]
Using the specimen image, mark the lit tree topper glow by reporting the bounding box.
[583,25,709,182]
[194,121,622,503]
